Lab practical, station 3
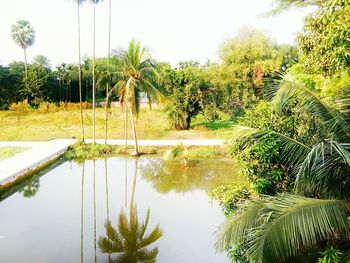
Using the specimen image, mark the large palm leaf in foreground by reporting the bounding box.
[218,75,350,262]
[217,195,350,263]
[98,205,163,263]
[112,40,163,155]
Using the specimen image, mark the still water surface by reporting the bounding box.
[0,157,238,263]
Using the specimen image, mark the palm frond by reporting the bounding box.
[233,125,311,165]
[216,199,264,251]
[295,141,350,198]
[245,195,350,263]
[270,74,350,141]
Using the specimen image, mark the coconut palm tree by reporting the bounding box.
[10,20,35,78]
[113,40,164,155]
[73,0,86,142]
[32,55,51,73]
[90,0,103,144]
[217,74,350,262]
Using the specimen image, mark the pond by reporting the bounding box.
[0,157,239,262]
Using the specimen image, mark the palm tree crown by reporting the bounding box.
[10,20,35,50]
[32,55,51,72]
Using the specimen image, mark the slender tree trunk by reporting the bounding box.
[23,48,28,78]
[92,4,96,144]
[125,104,128,150]
[130,109,139,155]
[77,4,85,142]
[104,0,112,145]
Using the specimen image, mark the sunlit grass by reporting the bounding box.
[0,107,235,141]
[0,147,28,160]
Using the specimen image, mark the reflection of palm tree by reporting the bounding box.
[98,205,163,263]
[93,160,97,263]
[99,158,163,262]
[80,162,85,263]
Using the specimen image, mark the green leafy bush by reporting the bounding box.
[209,182,253,215]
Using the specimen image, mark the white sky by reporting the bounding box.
[0,0,314,67]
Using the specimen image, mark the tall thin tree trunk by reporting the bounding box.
[130,109,139,155]
[104,0,112,145]
[23,48,28,78]
[92,3,96,144]
[77,4,85,142]
[125,104,128,150]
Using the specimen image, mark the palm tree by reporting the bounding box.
[98,205,163,263]
[113,40,164,155]
[73,0,86,142]
[32,55,51,73]
[90,0,103,144]
[104,0,112,144]
[217,74,350,262]
[10,20,35,78]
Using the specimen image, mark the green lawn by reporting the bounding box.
[0,107,235,141]
[0,147,28,160]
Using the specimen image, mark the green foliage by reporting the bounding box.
[217,195,350,263]
[64,142,126,160]
[318,247,342,263]
[230,134,286,194]
[209,182,253,215]
[264,0,323,16]
[298,0,350,75]
[161,64,209,130]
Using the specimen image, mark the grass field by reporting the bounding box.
[0,147,28,160]
[0,107,235,141]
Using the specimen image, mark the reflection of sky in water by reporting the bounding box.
[0,157,235,263]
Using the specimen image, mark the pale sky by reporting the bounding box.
[0,0,314,67]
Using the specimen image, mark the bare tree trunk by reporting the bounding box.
[104,0,112,145]
[92,3,96,144]
[130,109,139,155]
[23,48,28,78]
[77,4,85,142]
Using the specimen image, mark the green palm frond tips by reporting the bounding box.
[217,195,350,263]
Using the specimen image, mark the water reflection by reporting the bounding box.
[140,158,239,193]
[99,205,163,263]
[18,178,40,197]
[0,157,229,262]
[99,158,163,263]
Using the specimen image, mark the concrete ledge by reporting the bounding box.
[0,139,75,187]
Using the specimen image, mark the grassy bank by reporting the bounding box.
[64,142,229,161]
[0,107,235,141]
